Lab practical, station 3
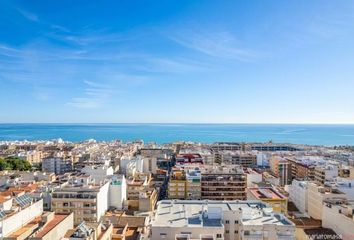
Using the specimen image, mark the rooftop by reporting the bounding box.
[248,187,287,199]
[152,200,293,228]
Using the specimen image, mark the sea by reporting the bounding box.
[0,124,354,146]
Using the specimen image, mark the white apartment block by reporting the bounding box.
[108,175,127,210]
[120,155,144,176]
[151,200,295,240]
[307,182,346,220]
[322,200,354,240]
[288,179,308,214]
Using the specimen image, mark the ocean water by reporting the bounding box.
[0,124,354,146]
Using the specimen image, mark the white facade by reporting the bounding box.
[151,200,295,240]
[256,153,269,166]
[326,178,354,200]
[289,179,308,214]
[0,199,43,238]
[108,175,127,210]
[142,157,157,174]
[81,165,114,183]
[246,169,263,187]
[120,156,144,176]
[307,182,346,220]
[322,200,354,240]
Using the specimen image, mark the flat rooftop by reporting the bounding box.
[152,200,293,228]
[248,187,287,199]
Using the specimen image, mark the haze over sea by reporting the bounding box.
[0,124,354,146]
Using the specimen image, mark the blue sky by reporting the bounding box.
[0,0,354,123]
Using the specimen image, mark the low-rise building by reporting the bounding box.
[247,187,288,214]
[29,212,74,240]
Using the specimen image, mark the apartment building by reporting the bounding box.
[108,175,127,210]
[286,157,315,180]
[175,153,204,165]
[247,187,288,214]
[186,169,202,200]
[42,157,72,174]
[119,155,144,176]
[314,165,338,185]
[269,156,291,186]
[322,199,354,240]
[288,179,308,214]
[17,150,43,164]
[126,172,157,211]
[307,182,346,220]
[168,168,187,199]
[211,142,301,152]
[213,151,257,167]
[151,200,295,240]
[51,181,110,225]
[201,165,246,200]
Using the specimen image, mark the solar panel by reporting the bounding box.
[15,194,32,207]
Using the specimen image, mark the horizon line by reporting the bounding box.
[0,122,353,125]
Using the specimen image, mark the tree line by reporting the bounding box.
[0,156,32,171]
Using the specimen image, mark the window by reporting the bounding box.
[234,230,238,234]
[160,233,167,239]
[234,220,239,224]
[216,234,222,238]
[225,220,230,224]
[225,230,229,234]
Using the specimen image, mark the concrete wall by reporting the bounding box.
[1,199,43,238]
[322,205,354,240]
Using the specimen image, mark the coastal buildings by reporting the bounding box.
[1,138,354,239]
[151,199,295,240]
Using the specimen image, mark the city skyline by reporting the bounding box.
[1,0,354,124]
